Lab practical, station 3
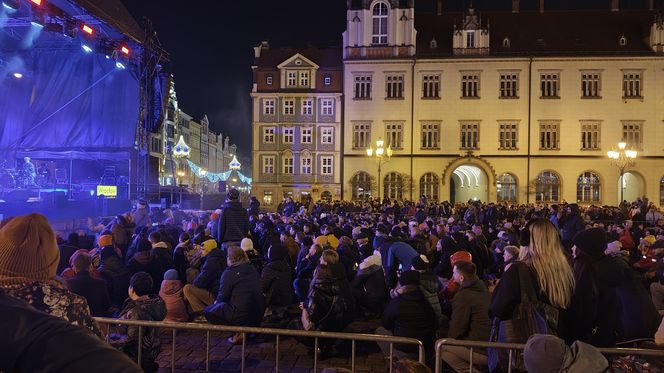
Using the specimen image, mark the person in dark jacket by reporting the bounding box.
[560,204,585,251]
[248,196,260,216]
[410,255,443,327]
[183,239,224,314]
[337,236,360,281]
[173,232,194,282]
[205,246,265,344]
[57,233,80,275]
[216,188,249,250]
[282,197,295,218]
[149,231,175,279]
[442,261,491,372]
[351,250,387,316]
[382,240,419,288]
[98,246,131,309]
[126,239,162,294]
[111,213,135,257]
[294,243,323,302]
[65,252,111,317]
[261,242,295,322]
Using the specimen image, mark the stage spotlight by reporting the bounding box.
[13,72,23,79]
[82,44,92,53]
[81,24,94,35]
[30,0,42,5]
[2,0,20,11]
[120,45,130,56]
[115,61,126,69]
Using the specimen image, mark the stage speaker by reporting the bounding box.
[5,189,31,202]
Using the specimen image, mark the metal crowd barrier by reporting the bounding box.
[95,317,425,373]
[434,338,664,373]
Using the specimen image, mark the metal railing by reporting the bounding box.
[434,338,664,373]
[95,317,425,373]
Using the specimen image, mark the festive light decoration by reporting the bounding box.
[186,160,252,185]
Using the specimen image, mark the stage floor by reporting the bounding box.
[0,198,132,221]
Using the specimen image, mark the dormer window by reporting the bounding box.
[324,75,332,86]
[430,38,438,49]
[619,35,627,46]
[372,2,389,45]
[502,37,510,48]
[466,31,475,48]
[266,75,273,85]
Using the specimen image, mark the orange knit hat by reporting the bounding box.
[98,234,113,247]
[0,213,60,286]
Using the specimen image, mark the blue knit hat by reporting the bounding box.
[163,269,179,281]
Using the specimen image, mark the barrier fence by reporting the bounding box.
[95,317,425,373]
[434,338,664,373]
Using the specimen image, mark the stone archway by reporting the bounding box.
[617,171,645,204]
[441,155,497,203]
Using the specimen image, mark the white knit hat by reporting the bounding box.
[240,237,253,252]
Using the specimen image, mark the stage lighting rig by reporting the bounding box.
[120,45,130,56]
[81,24,94,36]
[29,0,42,5]
[31,12,46,27]
[2,0,20,11]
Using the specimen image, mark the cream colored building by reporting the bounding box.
[342,1,664,206]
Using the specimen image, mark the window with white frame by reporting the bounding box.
[321,99,334,116]
[466,30,475,48]
[263,99,275,115]
[302,99,313,115]
[535,171,560,202]
[299,71,309,87]
[421,122,440,149]
[498,121,518,149]
[372,2,388,45]
[301,127,312,144]
[353,122,371,149]
[301,155,312,174]
[499,72,519,98]
[497,173,517,202]
[283,99,294,115]
[354,75,372,99]
[385,122,403,149]
[577,171,601,203]
[386,74,404,99]
[263,191,273,205]
[287,71,297,87]
[422,74,440,99]
[263,127,275,144]
[266,75,273,85]
[461,72,480,98]
[622,71,643,98]
[622,121,643,149]
[283,127,294,144]
[321,156,333,175]
[321,127,333,144]
[539,121,560,150]
[581,71,601,98]
[540,72,560,98]
[283,154,293,174]
[420,173,439,201]
[580,121,601,150]
[460,121,480,149]
[262,156,275,174]
[324,75,332,86]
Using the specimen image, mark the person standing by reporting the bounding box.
[216,189,249,254]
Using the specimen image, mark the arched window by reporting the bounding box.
[577,171,601,203]
[351,171,372,200]
[497,173,517,202]
[300,151,312,175]
[660,176,664,205]
[384,172,403,200]
[420,173,439,202]
[535,171,560,202]
[372,2,388,45]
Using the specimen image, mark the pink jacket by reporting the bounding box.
[159,280,189,322]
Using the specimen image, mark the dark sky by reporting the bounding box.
[119,0,659,160]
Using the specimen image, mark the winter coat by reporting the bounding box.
[561,213,584,243]
[337,244,360,281]
[98,247,131,307]
[614,260,662,343]
[114,295,167,365]
[159,280,189,322]
[57,242,79,275]
[66,270,111,317]
[448,276,491,345]
[382,241,419,288]
[111,216,136,253]
[217,200,249,243]
[127,251,163,294]
[132,207,151,229]
[192,248,225,294]
[351,254,388,308]
[205,262,265,326]
[382,286,437,355]
[151,243,175,278]
[261,259,295,307]
[248,199,260,216]
[418,270,443,326]
[173,241,194,282]
[308,277,350,332]
[283,202,295,217]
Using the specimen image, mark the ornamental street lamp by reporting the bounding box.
[366,138,393,202]
[173,135,190,207]
[177,170,185,206]
[607,140,637,204]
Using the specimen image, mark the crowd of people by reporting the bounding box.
[1,189,664,372]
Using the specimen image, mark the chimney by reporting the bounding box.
[611,0,619,11]
[437,0,443,15]
[512,0,519,13]
[539,0,544,13]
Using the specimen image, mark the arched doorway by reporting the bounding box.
[450,165,488,203]
[617,171,644,204]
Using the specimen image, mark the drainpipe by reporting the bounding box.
[340,92,345,200]
[410,59,415,201]
[526,56,533,203]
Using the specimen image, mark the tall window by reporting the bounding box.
[287,71,297,87]
[386,75,404,99]
[421,122,440,149]
[539,121,560,150]
[384,172,403,200]
[622,71,642,98]
[581,71,601,98]
[577,171,601,203]
[354,75,372,99]
[622,121,643,149]
[461,72,480,98]
[301,154,312,175]
[299,71,309,87]
[499,122,518,149]
[351,171,372,200]
[420,173,439,201]
[540,72,560,98]
[580,121,601,150]
[422,74,440,98]
[386,122,403,149]
[466,31,475,48]
[497,173,517,202]
[372,2,388,45]
[283,154,293,174]
[301,127,312,144]
[321,156,333,175]
[353,122,371,149]
[301,99,312,115]
[460,121,479,149]
[266,75,273,85]
[262,156,275,174]
[283,127,294,144]
[263,99,275,115]
[321,127,333,144]
[499,73,519,98]
[283,99,294,115]
[535,171,560,202]
[263,127,275,144]
[321,99,334,116]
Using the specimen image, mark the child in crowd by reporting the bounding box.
[159,269,188,322]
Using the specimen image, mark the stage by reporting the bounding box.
[0,196,132,221]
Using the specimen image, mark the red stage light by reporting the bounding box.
[120,46,130,55]
[82,24,93,35]
[30,0,42,5]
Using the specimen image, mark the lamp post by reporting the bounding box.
[607,140,637,204]
[173,135,190,208]
[366,139,393,202]
[177,170,185,206]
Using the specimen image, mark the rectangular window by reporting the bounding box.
[580,121,601,150]
[321,127,334,144]
[302,99,313,115]
[460,121,480,149]
[386,74,404,99]
[622,121,643,149]
[263,99,275,115]
[262,156,275,174]
[287,71,297,87]
[421,122,440,149]
[498,122,518,150]
[461,72,480,98]
[283,127,294,144]
[301,157,312,174]
[283,156,293,174]
[263,127,275,144]
[581,71,601,98]
[299,71,309,87]
[499,73,519,98]
[540,72,560,98]
[324,76,332,86]
[466,31,475,48]
[354,75,372,99]
[352,122,371,149]
[263,191,273,205]
[539,121,560,150]
[321,156,333,175]
[301,127,312,144]
[266,75,273,85]
[321,99,334,116]
[283,99,294,115]
[422,74,440,99]
[385,122,403,149]
[622,71,643,98]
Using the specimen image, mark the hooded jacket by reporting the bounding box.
[524,334,608,373]
[382,286,437,355]
[448,276,491,345]
[205,262,265,326]
[159,279,188,322]
[308,277,349,332]
[192,248,225,294]
[115,295,167,364]
[261,248,294,307]
[127,251,162,294]
[98,247,131,307]
[217,200,249,243]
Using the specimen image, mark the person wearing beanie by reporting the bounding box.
[260,241,295,324]
[0,213,103,338]
[183,238,225,316]
[112,272,166,371]
[159,269,188,322]
[216,188,249,252]
[59,249,104,280]
[240,237,264,274]
[410,254,443,327]
[65,252,111,317]
[98,245,132,309]
[351,249,387,317]
[523,334,608,373]
[127,239,162,294]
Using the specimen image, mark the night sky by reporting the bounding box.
[119,0,660,161]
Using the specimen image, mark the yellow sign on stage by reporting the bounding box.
[97,185,117,198]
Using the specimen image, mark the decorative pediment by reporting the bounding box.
[277,53,319,70]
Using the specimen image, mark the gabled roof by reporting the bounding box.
[277,53,320,69]
[256,47,343,69]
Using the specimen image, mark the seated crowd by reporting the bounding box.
[1,190,664,372]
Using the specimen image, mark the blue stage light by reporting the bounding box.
[115,61,126,69]
[82,44,92,53]
[13,72,23,79]
[89,190,95,196]
[2,0,19,11]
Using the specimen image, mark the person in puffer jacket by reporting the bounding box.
[158,269,188,322]
[351,249,387,316]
